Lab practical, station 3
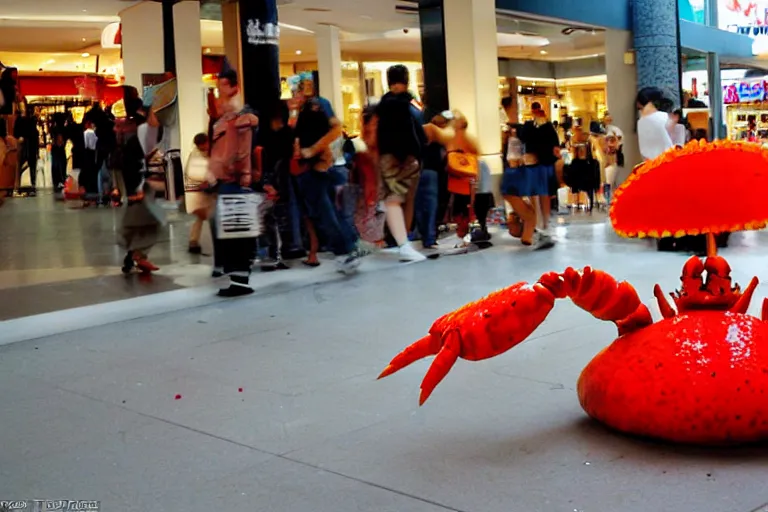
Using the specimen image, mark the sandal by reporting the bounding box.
[302,260,321,268]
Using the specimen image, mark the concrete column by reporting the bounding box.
[173,0,206,163]
[444,0,502,172]
[120,1,165,92]
[238,0,281,120]
[221,0,243,83]
[706,52,723,140]
[316,24,343,116]
[605,29,640,170]
[633,0,681,106]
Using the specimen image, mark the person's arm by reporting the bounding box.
[302,98,343,156]
[423,124,455,147]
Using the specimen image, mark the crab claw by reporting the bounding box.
[379,268,653,406]
[378,283,555,405]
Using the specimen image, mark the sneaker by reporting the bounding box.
[212,268,225,278]
[336,252,362,275]
[533,231,556,251]
[399,243,427,263]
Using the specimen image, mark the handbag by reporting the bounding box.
[215,192,266,239]
[447,150,478,196]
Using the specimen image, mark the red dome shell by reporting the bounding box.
[577,312,768,444]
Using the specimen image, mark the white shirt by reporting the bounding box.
[669,123,687,147]
[84,128,98,151]
[637,111,673,160]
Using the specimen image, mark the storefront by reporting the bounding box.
[285,60,423,136]
[499,75,607,129]
[723,75,768,140]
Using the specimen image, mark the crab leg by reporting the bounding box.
[379,267,653,405]
[730,277,759,314]
[653,285,677,319]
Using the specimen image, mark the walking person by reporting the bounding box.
[374,65,430,262]
[294,74,362,273]
[184,133,212,254]
[117,92,163,275]
[517,102,559,249]
[413,112,447,250]
[208,68,260,296]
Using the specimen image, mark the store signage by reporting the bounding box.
[719,0,768,52]
[722,79,767,104]
[246,19,279,46]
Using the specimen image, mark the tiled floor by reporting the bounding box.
[2,202,768,511]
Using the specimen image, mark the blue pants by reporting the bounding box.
[414,169,439,247]
[297,170,357,256]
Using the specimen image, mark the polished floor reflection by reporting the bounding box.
[3,192,768,322]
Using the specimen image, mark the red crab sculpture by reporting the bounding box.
[379,140,768,445]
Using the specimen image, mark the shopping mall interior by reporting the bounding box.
[3,1,768,511]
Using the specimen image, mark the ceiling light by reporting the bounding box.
[82,9,87,12]
[204,48,212,54]
[81,52,90,58]
[82,37,87,42]
[46,59,55,64]
[540,50,548,55]
[278,22,314,34]
[295,50,302,55]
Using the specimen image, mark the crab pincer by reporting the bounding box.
[379,268,652,405]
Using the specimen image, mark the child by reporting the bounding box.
[350,106,385,249]
[256,102,295,270]
[184,133,211,254]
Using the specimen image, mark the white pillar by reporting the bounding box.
[444,0,501,172]
[120,1,164,92]
[316,24,343,117]
[173,0,206,164]
[605,29,640,173]
[221,0,243,83]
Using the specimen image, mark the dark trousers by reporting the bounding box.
[296,169,357,256]
[20,142,37,188]
[51,150,67,189]
[414,169,439,247]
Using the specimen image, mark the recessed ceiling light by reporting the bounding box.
[204,48,212,54]
[82,9,87,12]
[540,50,548,55]
[46,59,55,64]
[81,52,90,58]
[82,37,86,42]
[295,50,302,55]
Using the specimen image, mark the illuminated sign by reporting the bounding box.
[719,0,768,52]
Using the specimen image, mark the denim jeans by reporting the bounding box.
[327,165,357,236]
[296,170,357,256]
[414,169,439,247]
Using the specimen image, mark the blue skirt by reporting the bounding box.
[501,164,554,197]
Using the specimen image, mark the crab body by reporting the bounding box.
[579,312,768,444]
[379,256,768,445]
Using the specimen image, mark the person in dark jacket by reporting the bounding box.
[375,65,430,262]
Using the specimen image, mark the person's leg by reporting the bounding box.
[474,192,493,235]
[504,195,537,245]
[416,169,438,247]
[189,213,204,251]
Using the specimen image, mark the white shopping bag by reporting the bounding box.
[215,193,265,240]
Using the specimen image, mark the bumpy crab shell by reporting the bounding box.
[578,312,768,445]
